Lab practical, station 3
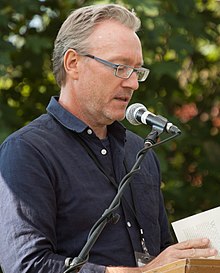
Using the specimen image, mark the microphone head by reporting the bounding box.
[126,103,147,125]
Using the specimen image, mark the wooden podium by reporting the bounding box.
[144,258,220,273]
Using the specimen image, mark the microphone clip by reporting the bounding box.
[144,129,160,147]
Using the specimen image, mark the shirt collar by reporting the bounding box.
[46,96,127,139]
[46,96,87,133]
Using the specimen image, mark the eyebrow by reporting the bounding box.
[109,56,144,67]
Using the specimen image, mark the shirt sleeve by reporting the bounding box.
[159,190,174,251]
[152,150,174,251]
[79,263,106,273]
[0,138,105,273]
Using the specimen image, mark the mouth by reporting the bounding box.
[114,95,131,103]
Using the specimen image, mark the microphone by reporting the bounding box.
[126,103,181,134]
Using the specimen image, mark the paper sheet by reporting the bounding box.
[171,206,220,255]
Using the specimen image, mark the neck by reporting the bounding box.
[58,96,108,140]
[92,126,108,140]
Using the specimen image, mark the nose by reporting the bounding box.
[121,72,139,91]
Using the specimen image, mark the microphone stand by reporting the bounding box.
[64,127,180,273]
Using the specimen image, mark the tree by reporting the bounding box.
[121,0,220,222]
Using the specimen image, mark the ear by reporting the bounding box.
[63,49,79,80]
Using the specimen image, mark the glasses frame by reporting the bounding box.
[82,54,150,82]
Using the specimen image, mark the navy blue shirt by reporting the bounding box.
[0,97,172,273]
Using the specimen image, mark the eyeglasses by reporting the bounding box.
[82,54,150,82]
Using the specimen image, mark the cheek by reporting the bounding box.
[77,79,104,109]
[83,76,115,101]
[78,64,120,102]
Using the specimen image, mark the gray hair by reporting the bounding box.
[52,4,141,87]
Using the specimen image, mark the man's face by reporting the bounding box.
[75,20,144,128]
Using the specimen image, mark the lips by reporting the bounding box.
[114,95,131,102]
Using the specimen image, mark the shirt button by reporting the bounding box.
[127,221,132,228]
[101,149,107,155]
[87,129,93,135]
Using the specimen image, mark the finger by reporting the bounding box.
[177,247,217,259]
[175,238,210,250]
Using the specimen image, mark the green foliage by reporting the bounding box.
[0,0,220,258]
[124,0,220,222]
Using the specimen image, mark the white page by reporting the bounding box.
[171,206,220,254]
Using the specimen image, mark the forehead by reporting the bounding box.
[87,20,143,61]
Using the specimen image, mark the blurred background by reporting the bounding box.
[0,0,220,251]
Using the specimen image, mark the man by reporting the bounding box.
[0,4,217,273]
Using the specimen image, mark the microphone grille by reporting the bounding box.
[126,103,147,125]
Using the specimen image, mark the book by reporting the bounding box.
[171,206,220,255]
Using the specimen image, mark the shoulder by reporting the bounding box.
[1,113,57,148]
[0,114,58,168]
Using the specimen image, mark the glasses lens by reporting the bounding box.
[136,68,150,82]
[116,65,133,79]
[115,64,150,82]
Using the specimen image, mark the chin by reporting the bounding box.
[112,114,125,122]
[105,108,126,123]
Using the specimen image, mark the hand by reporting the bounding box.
[143,238,218,271]
[105,238,218,273]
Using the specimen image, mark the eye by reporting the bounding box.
[117,65,132,77]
